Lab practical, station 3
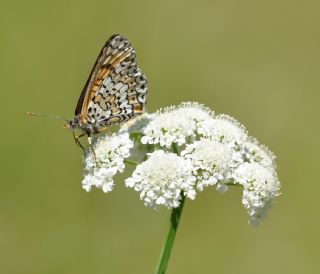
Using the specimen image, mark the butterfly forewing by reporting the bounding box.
[75,34,147,132]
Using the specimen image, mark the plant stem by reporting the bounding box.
[172,143,179,154]
[155,195,186,274]
[124,159,138,165]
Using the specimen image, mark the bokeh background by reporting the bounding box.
[1,0,319,273]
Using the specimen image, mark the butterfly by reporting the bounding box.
[29,34,147,151]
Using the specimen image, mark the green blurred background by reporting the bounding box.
[1,0,319,273]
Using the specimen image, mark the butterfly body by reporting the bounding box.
[67,34,147,135]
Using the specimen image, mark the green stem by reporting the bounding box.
[172,143,179,154]
[155,195,186,274]
[225,181,242,187]
[124,159,138,166]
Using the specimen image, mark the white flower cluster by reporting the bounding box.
[233,163,280,226]
[125,150,196,209]
[82,133,133,193]
[81,102,281,225]
[198,114,248,146]
[181,139,242,192]
[140,102,214,148]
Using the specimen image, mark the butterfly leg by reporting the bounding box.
[86,128,110,165]
[72,131,86,153]
[87,137,100,166]
[73,132,99,166]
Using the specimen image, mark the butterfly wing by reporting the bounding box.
[75,34,147,130]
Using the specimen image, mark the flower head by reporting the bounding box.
[141,102,214,148]
[79,102,281,226]
[198,114,247,147]
[82,133,134,193]
[182,139,242,191]
[125,150,196,209]
[233,163,280,226]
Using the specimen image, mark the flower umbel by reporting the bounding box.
[233,163,280,226]
[182,139,242,192]
[82,132,134,193]
[125,150,196,209]
[81,102,281,226]
[198,114,248,146]
[140,102,214,148]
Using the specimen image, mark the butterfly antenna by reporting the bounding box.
[27,111,69,123]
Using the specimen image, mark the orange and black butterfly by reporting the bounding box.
[29,34,147,150]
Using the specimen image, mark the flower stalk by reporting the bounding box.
[155,195,186,274]
[124,159,138,166]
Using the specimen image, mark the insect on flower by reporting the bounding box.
[28,34,148,151]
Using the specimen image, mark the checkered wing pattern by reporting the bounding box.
[75,34,147,132]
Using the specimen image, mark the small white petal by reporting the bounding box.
[216,183,228,193]
[102,181,114,193]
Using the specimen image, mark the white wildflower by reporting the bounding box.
[141,102,214,148]
[233,163,280,226]
[82,133,134,193]
[125,150,196,209]
[182,139,242,191]
[79,101,281,226]
[198,114,247,147]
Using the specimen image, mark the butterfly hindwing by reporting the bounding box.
[75,34,147,131]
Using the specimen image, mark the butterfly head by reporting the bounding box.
[64,116,96,135]
[64,116,80,131]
